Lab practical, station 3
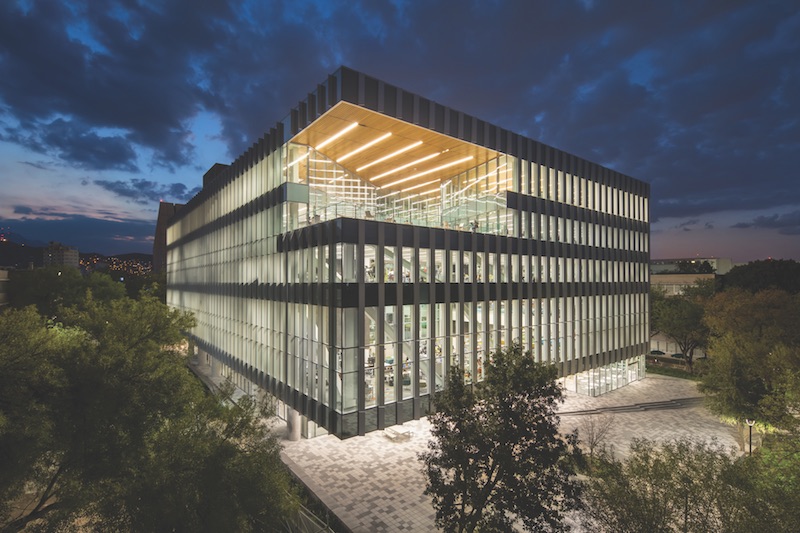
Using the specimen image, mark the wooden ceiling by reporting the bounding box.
[289,101,499,194]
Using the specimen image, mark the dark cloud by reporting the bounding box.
[21,160,52,170]
[26,118,138,171]
[94,178,201,205]
[732,210,800,235]
[0,214,155,255]
[676,220,700,229]
[0,0,798,242]
[13,205,33,214]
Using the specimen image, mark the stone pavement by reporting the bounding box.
[280,375,740,532]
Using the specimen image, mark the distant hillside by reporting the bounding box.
[114,252,153,262]
[1,241,152,271]
[0,241,43,269]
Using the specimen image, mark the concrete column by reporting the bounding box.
[286,406,302,441]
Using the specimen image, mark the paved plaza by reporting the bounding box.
[280,375,740,532]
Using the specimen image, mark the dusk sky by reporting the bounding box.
[1,0,798,261]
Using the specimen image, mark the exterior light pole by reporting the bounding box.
[745,419,755,456]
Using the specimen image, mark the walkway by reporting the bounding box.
[280,375,739,531]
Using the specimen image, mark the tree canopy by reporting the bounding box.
[419,343,580,532]
[650,281,713,371]
[0,288,296,530]
[722,259,800,294]
[8,266,126,317]
[582,438,773,533]
[699,287,800,429]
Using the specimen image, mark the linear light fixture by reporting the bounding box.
[310,168,345,173]
[409,189,440,202]
[400,178,442,193]
[380,176,443,199]
[380,156,474,189]
[285,151,310,169]
[337,132,392,162]
[356,141,422,172]
[371,152,441,181]
[315,122,359,150]
[453,163,509,196]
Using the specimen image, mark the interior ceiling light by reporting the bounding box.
[337,132,392,162]
[285,152,310,169]
[380,176,442,199]
[380,156,474,189]
[409,189,440,201]
[371,152,441,181]
[356,141,423,172]
[454,163,509,196]
[315,122,359,150]
[400,178,442,193]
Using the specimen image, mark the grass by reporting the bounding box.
[645,360,703,381]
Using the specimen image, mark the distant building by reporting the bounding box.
[43,242,79,269]
[650,273,716,296]
[651,257,733,275]
[153,202,183,274]
[0,268,9,306]
[167,67,651,439]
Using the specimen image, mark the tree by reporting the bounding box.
[700,288,800,430]
[575,414,615,462]
[651,291,709,372]
[582,438,769,533]
[419,343,580,532]
[0,294,296,531]
[649,285,668,338]
[8,267,125,318]
[8,266,85,317]
[723,259,800,294]
[751,430,800,531]
[0,307,69,526]
[122,270,167,301]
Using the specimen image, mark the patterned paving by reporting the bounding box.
[280,375,740,531]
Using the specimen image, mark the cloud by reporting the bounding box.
[676,219,700,229]
[13,205,33,214]
[45,118,138,171]
[94,178,200,205]
[21,160,52,170]
[0,0,798,255]
[0,214,155,255]
[732,210,800,235]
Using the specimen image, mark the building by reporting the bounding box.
[43,241,79,269]
[167,67,651,439]
[650,272,716,296]
[0,268,8,307]
[651,257,733,275]
[153,201,183,274]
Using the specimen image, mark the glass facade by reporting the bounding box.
[167,67,650,438]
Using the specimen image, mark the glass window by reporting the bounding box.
[419,248,430,282]
[384,247,395,282]
[402,247,414,283]
[419,337,430,395]
[365,344,377,408]
[434,250,445,282]
[450,250,459,283]
[365,245,378,282]
[384,342,396,403]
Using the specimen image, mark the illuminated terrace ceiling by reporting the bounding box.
[289,101,500,195]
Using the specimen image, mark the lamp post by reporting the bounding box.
[745,419,755,456]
